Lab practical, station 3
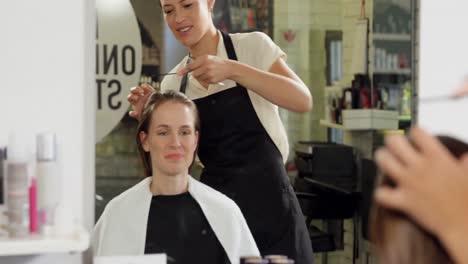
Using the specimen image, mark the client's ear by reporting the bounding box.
[139,131,150,152]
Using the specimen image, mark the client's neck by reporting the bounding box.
[150,172,189,195]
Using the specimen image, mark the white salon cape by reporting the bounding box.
[92,176,260,264]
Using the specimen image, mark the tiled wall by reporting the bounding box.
[273,0,374,263]
[273,0,346,160]
[341,0,374,84]
[274,0,313,160]
[274,0,373,154]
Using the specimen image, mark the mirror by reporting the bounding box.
[94,0,417,263]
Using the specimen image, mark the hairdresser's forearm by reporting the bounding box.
[228,60,312,113]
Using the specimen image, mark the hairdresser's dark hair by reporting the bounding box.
[136,90,200,177]
[370,135,468,264]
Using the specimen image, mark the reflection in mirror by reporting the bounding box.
[326,31,343,86]
[95,0,146,222]
[273,0,417,263]
[94,0,418,263]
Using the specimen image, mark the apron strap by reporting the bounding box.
[179,72,188,94]
[220,31,238,61]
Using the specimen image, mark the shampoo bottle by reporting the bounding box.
[36,132,59,236]
[6,133,33,238]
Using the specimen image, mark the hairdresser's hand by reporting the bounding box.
[127,83,154,120]
[452,80,468,98]
[178,55,232,85]
[374,127,468,263]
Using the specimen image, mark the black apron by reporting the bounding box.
[179,31,314,264]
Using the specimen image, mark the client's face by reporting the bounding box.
[140,101,198,176]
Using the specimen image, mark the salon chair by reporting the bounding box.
[293,141,360,252]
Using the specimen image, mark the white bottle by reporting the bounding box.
[0,147,8,238]
[6,133,33,238]
[36,132,59,237]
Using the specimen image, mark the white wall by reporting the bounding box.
[419,0,468,142]
[0,0,95,263]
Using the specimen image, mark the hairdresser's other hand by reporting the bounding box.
[178,55,231,85]
[374,127,468,263]
[452,80,468,98]
[127,83,154,120]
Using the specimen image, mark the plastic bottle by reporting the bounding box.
[51,135,75,238]
[36,132,59,236]
[0,147,7,238]
[29,175,37,234]
[6,133,33,238]
[0,147,5,205]
[241,257,268,264]
[264,255,289,263]
[400,81,412,116]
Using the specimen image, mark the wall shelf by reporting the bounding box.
[0,227,89,256]
[399,115,411,121]
[373,33,411,41]
[320,119,381,131]
[320,119,345,130]
[373,68,411,75]
[320,110,399,131]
